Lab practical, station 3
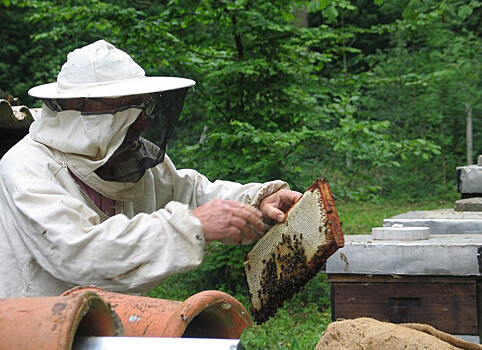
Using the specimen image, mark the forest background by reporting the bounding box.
[1,0,481,348]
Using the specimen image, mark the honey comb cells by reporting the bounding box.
[245,178,344,324]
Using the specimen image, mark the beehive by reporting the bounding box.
[245,178,344,324]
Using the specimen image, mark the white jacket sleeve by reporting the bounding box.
[0,144,205,293]
[150,155,290,244]
[154,155,289,209]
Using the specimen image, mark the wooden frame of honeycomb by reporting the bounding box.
[245,178,344,324]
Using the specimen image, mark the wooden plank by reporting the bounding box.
[0,101,35,129]
[331,282,478,335]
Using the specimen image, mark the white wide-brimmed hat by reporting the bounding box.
[28,40,195,99]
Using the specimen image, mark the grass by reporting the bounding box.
[148,194,459,349]
[336,195,458,235]
[240,274,331,350]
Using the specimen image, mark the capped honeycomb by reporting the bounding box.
[245,178,344,324]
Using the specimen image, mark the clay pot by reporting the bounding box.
[0,290,122,350]
[62,286,253,338]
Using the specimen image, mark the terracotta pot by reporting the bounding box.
[0,290,123,350]
[62,286,253,338]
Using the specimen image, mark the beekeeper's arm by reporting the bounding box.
[158,155,301,245]
[191,189,303,244]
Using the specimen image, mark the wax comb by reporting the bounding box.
[244,178,344,324]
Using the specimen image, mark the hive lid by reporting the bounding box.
[372,225,430,240]
[325,234,482,276]
[244,178,344,324]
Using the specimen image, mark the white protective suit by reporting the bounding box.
[0,104,287,298]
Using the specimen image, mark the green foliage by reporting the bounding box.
[3,0,474,198]
[357,0,482,197]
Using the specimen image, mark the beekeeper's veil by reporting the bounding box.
[28,40,195,200]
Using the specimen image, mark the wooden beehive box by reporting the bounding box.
[329,274,481,337]
[325,233,482,340]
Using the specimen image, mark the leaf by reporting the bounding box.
[402,0,421,20]
[317,0,332,11]
[457,5,473,20]
[322,6,339,22]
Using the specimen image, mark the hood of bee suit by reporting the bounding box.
[29,104,148,201]
[27,40,195,200]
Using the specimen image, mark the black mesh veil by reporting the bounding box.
[42,87,189,183]
[95,87,189,183]
[147,87,189,165]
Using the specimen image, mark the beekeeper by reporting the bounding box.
[0,40,302,298]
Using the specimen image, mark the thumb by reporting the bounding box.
[264,205,285,223]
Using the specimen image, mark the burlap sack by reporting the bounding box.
[315,318,482,350]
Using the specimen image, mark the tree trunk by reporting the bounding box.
[292,3,308,28]
[465,103,473,165]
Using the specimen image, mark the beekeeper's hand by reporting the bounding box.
[259,189,303,223]
[192,199,267,243]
